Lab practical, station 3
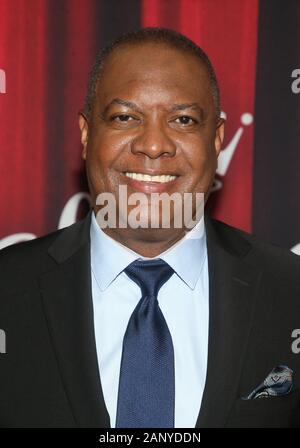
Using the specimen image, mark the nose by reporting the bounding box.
[130,120,176,159]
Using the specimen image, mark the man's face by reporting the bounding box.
[79,42,224,243]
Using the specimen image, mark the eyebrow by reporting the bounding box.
[102,98,204,116]
[103,98,142,115]
[171,102,203,113]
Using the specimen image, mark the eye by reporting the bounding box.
[113,114,135,123]
[174,116,197,126]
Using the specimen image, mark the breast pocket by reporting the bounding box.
[226,389,300,428]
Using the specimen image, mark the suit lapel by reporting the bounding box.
[39,210,110,428]
[196,216,262,427]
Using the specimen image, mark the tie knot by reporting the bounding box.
[124,258,174,297]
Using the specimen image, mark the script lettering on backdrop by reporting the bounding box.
[0,192,91,250]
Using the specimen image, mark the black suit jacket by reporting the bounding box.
[1,210,300,428]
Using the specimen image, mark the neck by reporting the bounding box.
[101,226,187,258]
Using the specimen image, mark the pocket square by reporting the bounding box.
[242,365,294,400]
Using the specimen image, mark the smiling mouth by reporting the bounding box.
[124,172,178,183]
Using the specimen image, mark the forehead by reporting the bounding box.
[95,42,212,107]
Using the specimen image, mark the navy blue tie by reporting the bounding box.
[115,258,175,428]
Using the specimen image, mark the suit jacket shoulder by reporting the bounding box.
[0,214,90,295]
[206,215,300,283]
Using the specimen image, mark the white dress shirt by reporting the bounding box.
[90,211,209,427]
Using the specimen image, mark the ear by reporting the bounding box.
[214,117,225,157]
[79,112,89,160]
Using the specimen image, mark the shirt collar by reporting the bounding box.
[90,210,207,291]
[158,216,207,290]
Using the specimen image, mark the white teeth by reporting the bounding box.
[124,172,177,183]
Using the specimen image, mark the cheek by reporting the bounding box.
[85,146,126,199]
[86,131,117,171]
[183,138,217,172]
[195,149,217,184]
[181,140,217,191]
[84,144,109,194]
[88,130,130,169]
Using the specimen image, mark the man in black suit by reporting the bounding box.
[1,28,300,428]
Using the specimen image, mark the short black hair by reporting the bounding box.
[83,27,220,119]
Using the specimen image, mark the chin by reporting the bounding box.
[127,226,185,242]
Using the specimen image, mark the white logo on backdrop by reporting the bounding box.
[212,111,253,191]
